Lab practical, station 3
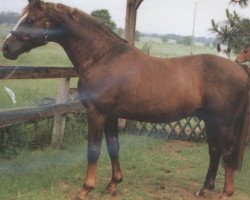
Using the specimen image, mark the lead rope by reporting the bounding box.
[2,66,19,104]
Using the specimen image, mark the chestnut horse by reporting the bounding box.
[235,44,250,64]
[2,1,249,199]
[235,45,250,76]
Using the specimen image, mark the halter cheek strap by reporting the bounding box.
[44,3,51,44]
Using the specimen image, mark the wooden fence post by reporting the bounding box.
[125,0,143,46]
[51,78,70,147]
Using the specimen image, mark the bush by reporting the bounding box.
[0,112,88,158]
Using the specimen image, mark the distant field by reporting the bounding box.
[137,36,218,57]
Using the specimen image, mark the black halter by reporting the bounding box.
[10,3,51,45]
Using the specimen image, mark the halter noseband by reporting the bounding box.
[10,3,51,45]
[43,3,50,44]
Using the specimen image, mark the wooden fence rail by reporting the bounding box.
[0,65,82,147]
[0,66,77,79]
[0,101,83,128]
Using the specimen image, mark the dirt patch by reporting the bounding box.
[163,140,194,155]
[164,140,193,149]
[150,184,249,200]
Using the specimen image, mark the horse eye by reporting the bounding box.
[27,16,35,24]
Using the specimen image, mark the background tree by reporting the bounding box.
[176,36,192,46]
[91,9,116,31]
[230,0,248,6]
[161,35,169,43]
[211,9,250,53]
[141,42,152,55]
[116,28,124,38]
[135,30,141,42]
[0,12,20,25]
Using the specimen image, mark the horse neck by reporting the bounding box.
[53,12,127,72]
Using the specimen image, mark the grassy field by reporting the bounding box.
[0,135,249,200]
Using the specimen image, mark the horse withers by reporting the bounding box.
[2,1,249,199]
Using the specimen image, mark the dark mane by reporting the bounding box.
[49,2,128,44]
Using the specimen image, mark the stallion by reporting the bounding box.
[2,1,249,199]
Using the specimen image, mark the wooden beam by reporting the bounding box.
[135,0,143,10]
[0,101,83,128]
[125,0,143,46]
[0,66,78,79]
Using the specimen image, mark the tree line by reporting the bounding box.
[0,12,20,24]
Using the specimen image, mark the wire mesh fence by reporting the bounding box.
[123,117,206,142]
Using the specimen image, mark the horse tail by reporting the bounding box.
[235,91,249,170]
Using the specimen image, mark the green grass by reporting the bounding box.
[0,135,249,200]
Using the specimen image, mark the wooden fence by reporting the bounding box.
[124,117,206,142]
[0,66,83,147]
[0,66,207,145]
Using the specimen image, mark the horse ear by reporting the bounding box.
[217,44,221,52]
[28,0,41,8]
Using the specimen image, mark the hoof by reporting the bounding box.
[219,192,233,200]
[71,187,93,200]
[219,194,229,200]
[106,183,118,197]
[71,195,86,200]
[106,178,122,197]
[195,189,206,197]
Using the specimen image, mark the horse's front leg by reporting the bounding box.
[104,117,123,196]
[76,109,106,200]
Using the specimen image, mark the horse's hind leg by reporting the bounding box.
[197,120,237,199]
[219,125,237,199]
[196,121,222,197]
[104,116,123,195]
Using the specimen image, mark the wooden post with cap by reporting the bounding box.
[119,0,143,129]
[125,0,143,46]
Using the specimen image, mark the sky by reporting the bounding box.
[1,0,250,37]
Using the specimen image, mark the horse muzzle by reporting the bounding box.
[2,42,18,60]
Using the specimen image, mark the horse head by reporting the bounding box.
[217,43,231,59]
[2,0,66,60]
[235,45,250,64]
